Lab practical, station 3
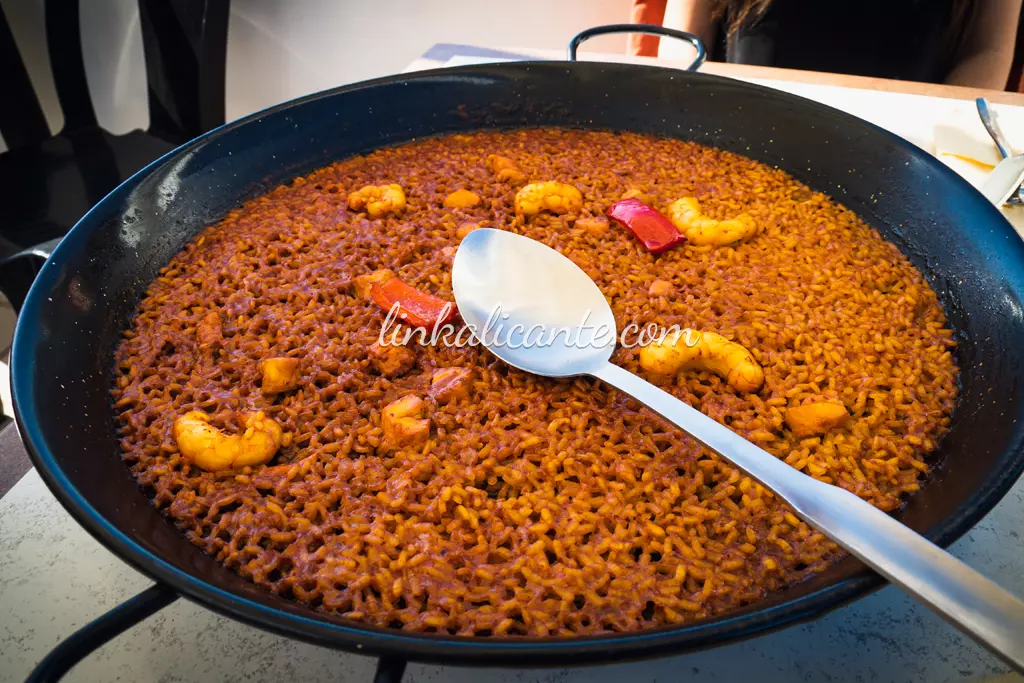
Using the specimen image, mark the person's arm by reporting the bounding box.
[628,0,668,56]
[628,0,716,57]
[672,0,716,49]
[945,0,1021,89]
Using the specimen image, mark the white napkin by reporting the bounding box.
[934,102,1024,185]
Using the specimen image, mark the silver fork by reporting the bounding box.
[977,97,1024,205]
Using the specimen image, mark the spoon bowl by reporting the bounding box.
[452,228,616,377]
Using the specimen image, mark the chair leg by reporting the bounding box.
[44,0,97,133]
[139,0,230,143]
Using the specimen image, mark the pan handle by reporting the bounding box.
[567,24,707,71]
[0,237,62,313]
[25,583,179,683]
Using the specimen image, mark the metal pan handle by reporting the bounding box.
[0,237,62,312]
[567,23,707,72]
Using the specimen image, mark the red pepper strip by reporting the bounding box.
[370,277,458,328]
[606,198,686,254]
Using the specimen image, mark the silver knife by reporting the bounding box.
[980,153,1024,207]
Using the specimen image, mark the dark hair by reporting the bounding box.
[710,0,976,37]
[708,0,773,36]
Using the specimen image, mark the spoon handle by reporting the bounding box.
[592,361,1024,670]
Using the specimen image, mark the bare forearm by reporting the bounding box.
[945,0,1020,90]
[674,0,716,49]
[628,0,668,56]
[628,0,715,57]
[945,51,1014,90]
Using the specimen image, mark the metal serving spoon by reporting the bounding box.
[452,228,1024,670]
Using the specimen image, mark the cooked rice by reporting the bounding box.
[112,129,958,636]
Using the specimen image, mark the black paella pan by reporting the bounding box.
[11,26,1024,683]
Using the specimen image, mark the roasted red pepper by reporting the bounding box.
[370,277,458,328]
[606,198,686,254]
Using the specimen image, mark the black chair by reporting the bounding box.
[0,0,229,310]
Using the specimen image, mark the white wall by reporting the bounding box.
[226,0,629,122]
[2,0,630,145]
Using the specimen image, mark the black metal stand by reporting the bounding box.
[25,584,179,683]
[373,658,408,683]
[23,583,411,683]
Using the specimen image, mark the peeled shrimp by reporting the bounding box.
[173,411,283,471]
[666,197,759,247]
[486,155,526,184]
[639,329,764,393]
[514,181,583,219]
[347,184,406,218]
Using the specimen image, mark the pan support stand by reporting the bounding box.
[23,583,408,683]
